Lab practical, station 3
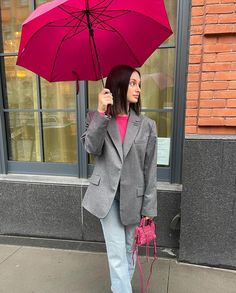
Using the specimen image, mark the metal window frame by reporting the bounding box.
[170,0,191,183]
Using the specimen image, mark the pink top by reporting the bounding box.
[98,112,128,143]
[116,114,129,143]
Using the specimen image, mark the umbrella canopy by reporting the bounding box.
[16,0,172,82]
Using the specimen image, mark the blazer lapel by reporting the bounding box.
[123,109,141,159]
[107,117,123,163]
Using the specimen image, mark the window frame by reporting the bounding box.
[0,0,191,183]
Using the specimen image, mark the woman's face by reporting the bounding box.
[127,71,141,104]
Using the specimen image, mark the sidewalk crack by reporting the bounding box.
[0,246,22,265]
[166,260,171,293]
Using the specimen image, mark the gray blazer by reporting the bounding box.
[81,109,157,225]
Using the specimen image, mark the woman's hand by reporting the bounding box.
[97,88,113,113]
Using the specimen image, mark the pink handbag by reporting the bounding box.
[132,217,157,293]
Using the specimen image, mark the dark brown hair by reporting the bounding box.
[105,65,141,116]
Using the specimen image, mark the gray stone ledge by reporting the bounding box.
[0,174,182,192]
[185,134,236,140]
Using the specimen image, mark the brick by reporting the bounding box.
[202,63,231,71]
[187,73,201,82]
[204,36,218,44]
[221,0,236,3]
[201,81,229,90]
[217,53,236,62]
[207,127,236,134]
[189,55,201,64]
[187,91,199,100]
[188,64,201,73]
[189,45,202,55]
[204,43,236,53]
[199,109,212,116]
[218,35,236,44]
[219,14,236,24]
[185,117,197,126]
[202,72,215,81]
[225,118,236,126]
[186,100,198,108]
[192,0,204,5]
[191,25,204,35]
[185,126,197,134]
[227,99,236,107]
[212,108,236,116]
[192,6,205,16]
[205,15,219,24]
[204,24,236,34]
[229,81,236,89]
[186,109,198,116]
[199,99,226,108]
[214,90,236,99]
[191,16,204,25]
[200,91,214,99]
[187,82,199,91]
[215,71,236,80]
[206,4,235,14]
[205,0,220,3]
[198,117,225,126]
[197,127,214,134]
[203,53,217,63]
[190,35,203,45]
[230,63,236,70]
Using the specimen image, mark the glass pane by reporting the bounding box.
[88,80,104,110]
[5,112,41,161]
[163,0,177,46]
[40,78,76,109]
[140,48,175,110]
[0,0,32,53]
[36,0,51,6]
[2,56,38,109]
[142,111,172,167]
[43,112,77,163]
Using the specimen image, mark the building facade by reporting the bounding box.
[0,0,235,270]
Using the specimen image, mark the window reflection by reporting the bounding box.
[163,0,177,45]
[40,78,76,109]
[140,48,175,110]
[43,112,77,163]
[3,56,38,109]
[6,112,40,161]
[0,0,32,53]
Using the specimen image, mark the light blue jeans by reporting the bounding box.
[100,200,137,293]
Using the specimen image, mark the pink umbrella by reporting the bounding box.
[16,0,172,84]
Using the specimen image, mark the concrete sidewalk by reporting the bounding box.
[0,244,235,293]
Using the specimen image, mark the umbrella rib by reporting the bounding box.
[89,10,129,30]
[59,5,87,26]
[91,0,115,11]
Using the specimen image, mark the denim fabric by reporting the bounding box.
[100,200,137,293]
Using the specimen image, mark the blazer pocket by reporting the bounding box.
[136,186,145,197]
[88,174,101,186]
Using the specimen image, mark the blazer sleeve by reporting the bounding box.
[80,111,111,156]
[141,120,158,217]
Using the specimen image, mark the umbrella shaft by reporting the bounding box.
[84,0,104,86]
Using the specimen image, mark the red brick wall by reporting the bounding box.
[185,0,236,134]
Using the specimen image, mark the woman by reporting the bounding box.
[81,65,157,293]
